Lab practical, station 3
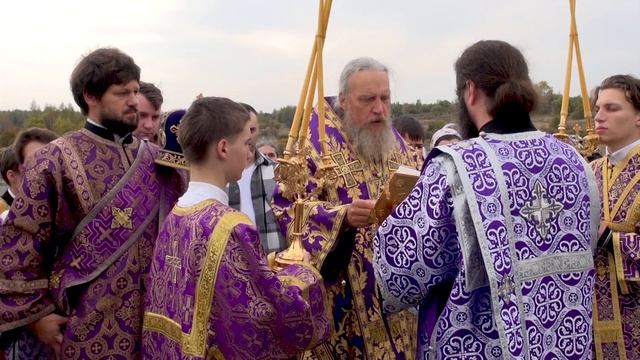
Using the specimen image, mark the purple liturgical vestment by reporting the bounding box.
[374,131,600,359]
[142,183,330,359]
[590,144,640,360]
[0,125,184,359]
[273,99,418,359]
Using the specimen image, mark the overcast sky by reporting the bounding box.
[1,0,638,112]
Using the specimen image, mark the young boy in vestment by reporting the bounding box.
[142,97,329,360]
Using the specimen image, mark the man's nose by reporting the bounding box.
[372,98,384,114]
[128,93,139,107]
[594,108,604,122]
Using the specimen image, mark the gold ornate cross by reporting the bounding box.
[331,152,364,188]
[111,207,133,229]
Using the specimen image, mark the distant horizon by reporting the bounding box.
[1,0,638,113]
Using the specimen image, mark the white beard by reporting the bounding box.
[342,112,395,165]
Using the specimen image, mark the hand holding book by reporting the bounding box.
[368,166,420,225]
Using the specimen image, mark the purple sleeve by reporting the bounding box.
[373,157,461,313]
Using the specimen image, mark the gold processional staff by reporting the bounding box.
[554,0,599,158]
[272,0,335,269]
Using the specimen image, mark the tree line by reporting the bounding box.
[0,81,590,148]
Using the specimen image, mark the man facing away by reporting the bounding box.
[273,57,418,359]
[590,74,640,360]
[142,97,329,359]
[374,40,600,359]
[0,47,184,359]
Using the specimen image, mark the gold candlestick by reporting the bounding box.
[274,1,335,271]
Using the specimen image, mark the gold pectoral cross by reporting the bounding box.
[111,207,133,229]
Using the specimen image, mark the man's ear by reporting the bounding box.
[83,91,99,108]
[216,139,228,160]
[634,110,640,128]
[466,80,478,106]
[339,92,347,111]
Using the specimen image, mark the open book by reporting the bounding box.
[369,165,421,225]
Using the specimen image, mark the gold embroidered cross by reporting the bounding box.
[70,257,82,270]
[49,270,63,289]
[170,124,180,135]
[111,207,133,229]
[387,152,400,171]
[165,236,181,284]
[331,152,364,188]
[521,181,563,238]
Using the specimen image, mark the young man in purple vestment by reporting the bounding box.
[374,40,601,359]
[142,97,330,360]
[0,47,184,359]
[272,57,418,359]
[590,74,640,360]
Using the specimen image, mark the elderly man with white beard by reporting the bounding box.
[272,57,418,360]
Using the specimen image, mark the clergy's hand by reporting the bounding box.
[347,199,376,228]
[29,313,68,358]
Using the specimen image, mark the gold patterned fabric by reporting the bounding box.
[0,128,185,359]
[273,100,419,359]
[591,145,640,360]
[143,200,330,359]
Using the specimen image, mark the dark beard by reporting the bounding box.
[101,111,138,138]
[457,95,479,139]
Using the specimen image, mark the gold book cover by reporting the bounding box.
[369,165,420,225]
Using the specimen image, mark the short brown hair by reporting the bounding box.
[70,48,140,115]
[178,97,249,164]
[0,147,19,183]
[455,40,538,118]
[592,74,640,112]
[12,127,59,164]
[139,82,163,110]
